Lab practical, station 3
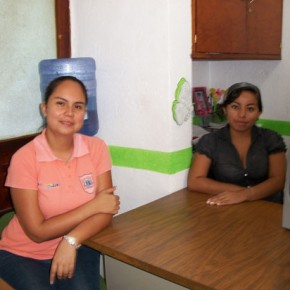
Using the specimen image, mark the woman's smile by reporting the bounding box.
[60,119,74,127]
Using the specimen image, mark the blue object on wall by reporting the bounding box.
[39,57,99,136]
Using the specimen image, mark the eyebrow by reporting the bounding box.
[55,96,86,105]
[232,101,257,106]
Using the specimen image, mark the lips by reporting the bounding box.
[60,120,74,126]
[234,120,249,127]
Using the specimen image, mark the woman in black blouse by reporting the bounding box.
[188,82,286,205]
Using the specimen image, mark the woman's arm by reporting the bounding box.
[61,170,117,244]
[11,171,119,243]
[49,170,118,284]
[245,152,286,201]
[187,153,244,194]
[205,152,286,205]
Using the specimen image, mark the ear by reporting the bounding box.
[40,102,47,117]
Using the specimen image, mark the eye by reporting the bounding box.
[56,101,65,107]
[74,104,85,111]
[247,107,256,112]
[230,104,239,110]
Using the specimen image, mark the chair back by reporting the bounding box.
[0,133,37,216]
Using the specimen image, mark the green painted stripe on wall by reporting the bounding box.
[257,119,290,136]
[108,119,290,174]
[109,146,192,174]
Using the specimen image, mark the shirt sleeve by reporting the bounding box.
[5,143,38,190]
[89,137,112,176]
[195,133,216,160]
[264,129,287,154]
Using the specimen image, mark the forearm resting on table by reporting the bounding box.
[187,176,244,195]
[39,203,104,241]
[14,194,106,243]
[65,213,113,245]
[245,176,285,201]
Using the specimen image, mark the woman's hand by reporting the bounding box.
[50,239,77,285]
[206,189,249,206]
[93,187,120,215]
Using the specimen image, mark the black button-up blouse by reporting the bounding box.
[196,125,286,202]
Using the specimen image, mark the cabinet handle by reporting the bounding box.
[248,0,254,13]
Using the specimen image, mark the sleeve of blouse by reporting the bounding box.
[90,137,112,176]
[195,133,216,159]
[5,145,38,190]
[264,129,287,154]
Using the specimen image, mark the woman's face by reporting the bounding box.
[41,80,87,136]
[224,91,261,133]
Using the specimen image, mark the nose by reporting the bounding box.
[64,104,74,116]
[238,107,246,118]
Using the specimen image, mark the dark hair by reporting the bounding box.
[222,82,263,112]
[44,75,88,104]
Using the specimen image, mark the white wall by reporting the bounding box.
[0,0,56,138]
[70,0,192,213]
[192,1,290,121]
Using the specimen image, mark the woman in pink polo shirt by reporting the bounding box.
[0,76,120,289]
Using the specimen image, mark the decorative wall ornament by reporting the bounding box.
[172,78,193,125]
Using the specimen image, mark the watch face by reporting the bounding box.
[64,235,78,247]
[67,237,75,244]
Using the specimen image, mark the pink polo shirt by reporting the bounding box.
[0,130,111,260]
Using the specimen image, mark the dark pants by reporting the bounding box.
[0,246,100,290]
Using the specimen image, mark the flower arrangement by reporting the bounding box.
[208,88,226,123]
[209,88,225,111]
[192,87,227,127]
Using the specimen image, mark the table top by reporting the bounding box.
[85,188,290,290]
[0,279,14,290]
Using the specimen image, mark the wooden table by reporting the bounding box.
[85,189,290,290]
[0,279,14,290]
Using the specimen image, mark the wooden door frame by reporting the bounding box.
[55,0,71,58]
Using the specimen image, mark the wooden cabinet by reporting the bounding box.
[191,0,283,60]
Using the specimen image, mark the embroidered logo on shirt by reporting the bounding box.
[80,174,95,194]
[38,183,60,190]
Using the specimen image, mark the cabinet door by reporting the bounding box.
[194,0,247,54]
[246,0,282,55]
[192,0,283,60]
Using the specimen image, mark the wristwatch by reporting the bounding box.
[63,235,81,249]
